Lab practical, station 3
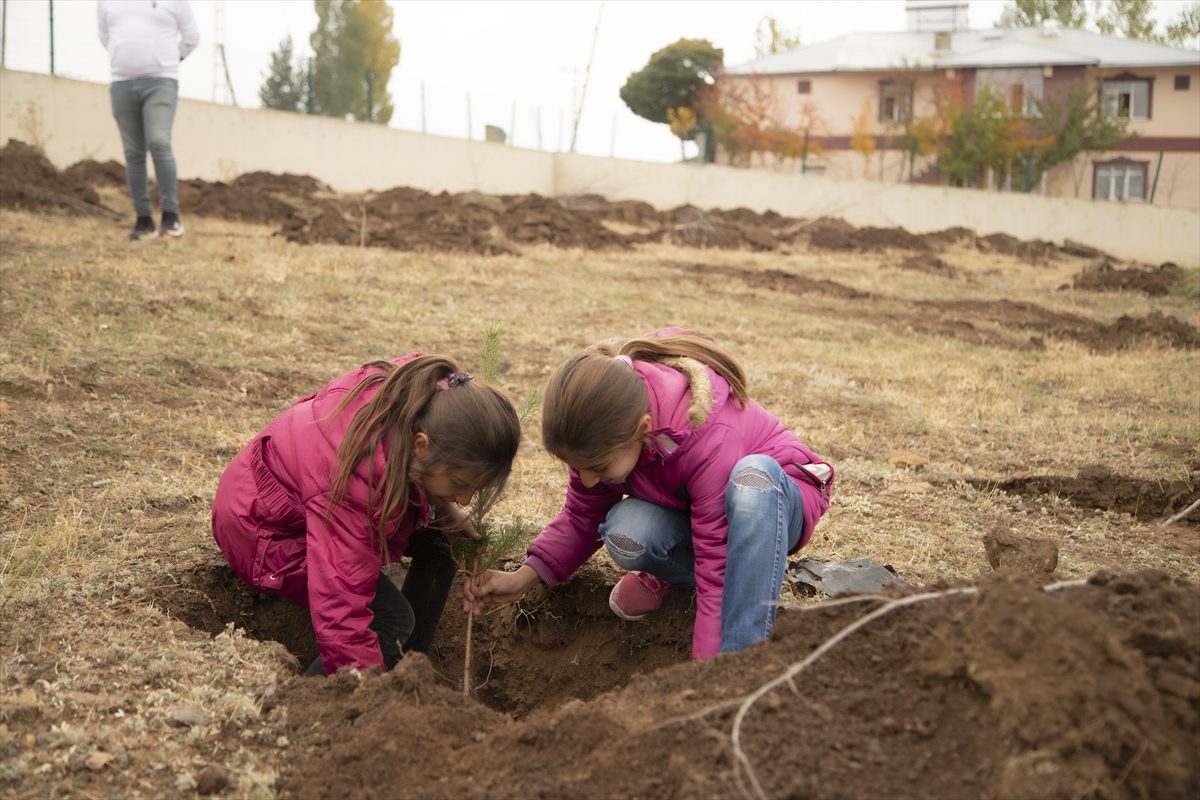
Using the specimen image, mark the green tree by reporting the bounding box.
[310,0,401,123]
[1093,0,1158,39]
[1000,0,1088,27]
[1164,1,1200,46]
[619,38,724,125]
[1024,78,1128,184]
[755,17,801,57]
[936,88,1020,187]
[259,35,307,113]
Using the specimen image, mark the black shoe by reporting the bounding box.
[129,215,158,241]
[160,211,185,238]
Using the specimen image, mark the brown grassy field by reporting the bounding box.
[1,205,1197,798]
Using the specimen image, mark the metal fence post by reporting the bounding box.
[1149,150,1164,203]
[366,70,374,122]
[306,59,314,113]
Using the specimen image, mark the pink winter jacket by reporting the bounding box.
[525,358,834,660]
[211,354,429,674]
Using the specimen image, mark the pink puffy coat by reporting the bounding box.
[211,354,429,674]
[525,359,834,660]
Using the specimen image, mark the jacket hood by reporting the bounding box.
[633,360,731,459]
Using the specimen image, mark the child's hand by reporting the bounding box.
[463,564,541,613]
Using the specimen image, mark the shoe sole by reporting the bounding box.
[131,232,159,241]
[162,228,184,238]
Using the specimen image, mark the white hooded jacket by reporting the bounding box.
[98,0,201,81]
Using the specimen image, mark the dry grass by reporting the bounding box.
[1,208,1197,797]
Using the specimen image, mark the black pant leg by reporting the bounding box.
[304,572,415,675]
[370,572,415,670]
[400,526,458,653]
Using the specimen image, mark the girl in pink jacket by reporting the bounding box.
[466,330,833,659]
[213,354,519,675]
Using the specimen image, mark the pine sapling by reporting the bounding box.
[448,324,539,694]
[450,517,535,694]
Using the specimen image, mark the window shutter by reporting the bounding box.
[1132,83,1149,118]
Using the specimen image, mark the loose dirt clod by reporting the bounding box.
[983,526,1060,572]
[1072,260,1185,296]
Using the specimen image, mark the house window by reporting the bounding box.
[879,82,912,123]
[976,68,1043,116]
[1101,78,1151,119]
[1093,160,1147,202]
[1175,75,1190,91]
[797,80,812,94]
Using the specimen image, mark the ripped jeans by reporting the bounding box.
[598,454,804,653]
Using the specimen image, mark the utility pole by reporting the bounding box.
[1,0,6,70]
[212,0,225,102]
[219,43,237,106]
[420,81,426,132]
[48,0,54,75]
[569,2,603,154]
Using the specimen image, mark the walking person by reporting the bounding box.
[466,328,834,659]
[98,0,200,240]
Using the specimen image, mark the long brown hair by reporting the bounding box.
[541,330,747,464]
[326,356,520,557]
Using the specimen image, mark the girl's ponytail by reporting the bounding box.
[617,330,748,406]
[543,330,748,466]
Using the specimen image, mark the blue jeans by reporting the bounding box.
[598,454,804,654]
[110,78,179,217]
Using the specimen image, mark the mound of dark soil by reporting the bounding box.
[275,569,1199,800]
[923,299,1200,352]
[6,148,1167,264]
[672,261,872,299]
[664,205,779,250]
[0,140,106,214]
[973,463,1199,522]
[61,158,127,188]
[919,226,977,248]
[232,171,329,196]
[499,194,629,250]
[976,232,1059,263]
[897,252,958,277]
[178,179,297,225]
[804,222,931,253]
[1072,261,1185,296]
[558,193,662,227]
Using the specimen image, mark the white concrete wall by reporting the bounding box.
[3,69,1198,265]
[0,69,555,195]
[554,152,1200,265]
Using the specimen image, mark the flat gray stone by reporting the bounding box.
[787,557,911,597]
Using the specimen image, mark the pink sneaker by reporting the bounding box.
[608,571,672,621]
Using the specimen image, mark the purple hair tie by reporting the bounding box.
[615,355,633,368]
[447,371,474,387]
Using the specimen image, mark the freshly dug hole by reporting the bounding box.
[275,570,1200,800]
[147,559,692,716]
[429,563,693,716]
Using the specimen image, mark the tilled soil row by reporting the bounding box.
[1,139,1153,265]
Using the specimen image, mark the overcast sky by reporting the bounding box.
[1,0,1195,162]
